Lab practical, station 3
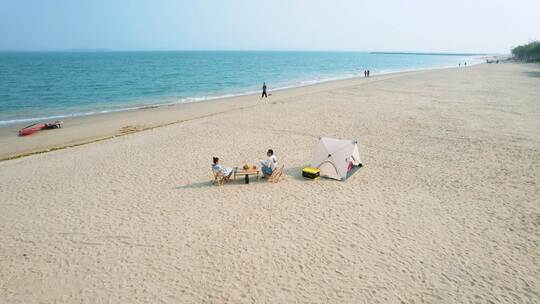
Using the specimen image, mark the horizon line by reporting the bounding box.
[0,49,502,55]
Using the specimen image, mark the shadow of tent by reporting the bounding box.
[525,71,540,78]
[346,164,363,180]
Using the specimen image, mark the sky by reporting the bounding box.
[0,0,539,53]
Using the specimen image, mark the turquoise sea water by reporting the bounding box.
[0,51,482,125]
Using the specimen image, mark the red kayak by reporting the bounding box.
[18,123,47,136]
[18,121,63,136]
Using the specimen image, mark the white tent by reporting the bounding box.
[311,137,362,181]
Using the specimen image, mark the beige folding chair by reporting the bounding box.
[212,170,231,186]
[267,165,286,183]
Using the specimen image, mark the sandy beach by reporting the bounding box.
[0,63,539,303]
[0,68,440,161]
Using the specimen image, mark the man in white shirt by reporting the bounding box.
[260,149,277,177]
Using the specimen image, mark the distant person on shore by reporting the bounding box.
[261,82,268,98]
[367,70,370,77]
[464,62,467,66]
[364,70,367,77]
[260,149,278,177]
[459,63,461,67]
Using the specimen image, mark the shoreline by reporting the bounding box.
[0,61,482,127]
[0,65,467,161]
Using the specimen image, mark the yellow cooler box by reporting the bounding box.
[302,167,320,179]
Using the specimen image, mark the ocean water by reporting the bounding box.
[0,51,482,125]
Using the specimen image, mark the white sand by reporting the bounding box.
[0,63,539,303]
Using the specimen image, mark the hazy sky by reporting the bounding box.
[1,0,539,53]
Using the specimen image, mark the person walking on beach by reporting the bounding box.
[367,70,370,77]
[261,82,268,98]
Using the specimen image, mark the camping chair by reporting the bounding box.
[267,165,286,183]
[212,170,231,186]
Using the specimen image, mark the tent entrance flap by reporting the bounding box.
[311,137,362,181]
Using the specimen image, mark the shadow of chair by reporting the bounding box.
[176,180,216,189]
[284,166,310,181]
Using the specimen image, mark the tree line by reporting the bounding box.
[511,41,540,62]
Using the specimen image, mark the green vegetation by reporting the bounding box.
[511,41,540,62]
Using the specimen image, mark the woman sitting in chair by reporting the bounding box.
[212,157,234,178]
[260,149,278,177]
